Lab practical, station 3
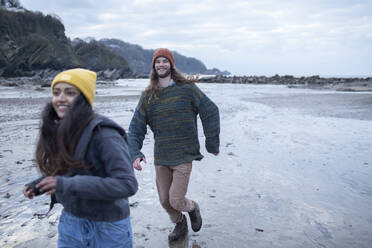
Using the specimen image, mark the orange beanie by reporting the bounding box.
[152,48,175,68]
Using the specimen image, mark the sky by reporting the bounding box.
[21,0,372,76]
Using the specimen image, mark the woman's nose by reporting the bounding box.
[56,92,67,101]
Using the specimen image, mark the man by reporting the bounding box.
[128,48,220,242]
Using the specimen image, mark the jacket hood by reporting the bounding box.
[74,114,126,162]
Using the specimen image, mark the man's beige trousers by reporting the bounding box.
[155,163,195,223]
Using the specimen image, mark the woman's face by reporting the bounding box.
[52,82,80,119]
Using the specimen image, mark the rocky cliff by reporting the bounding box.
[0,6,133,80]
[72,39,134,79]
[0,9,81,78]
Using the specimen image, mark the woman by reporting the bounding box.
[23,68,138,248]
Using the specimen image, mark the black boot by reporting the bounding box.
[168,215,188,242]
[188,201,202,232]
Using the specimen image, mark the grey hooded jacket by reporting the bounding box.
[55,114,138,222]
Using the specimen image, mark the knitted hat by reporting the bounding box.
[51,68,97,107]
[152,48,175,68]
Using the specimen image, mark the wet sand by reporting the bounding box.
[1,80,372,248]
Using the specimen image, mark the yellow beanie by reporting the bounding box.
[51,68,97,107]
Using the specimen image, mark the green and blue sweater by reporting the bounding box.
[128,82,220,166]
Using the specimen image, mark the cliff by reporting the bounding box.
[72,39,134,79]
[0,6,133,80]
[0,9,81,77]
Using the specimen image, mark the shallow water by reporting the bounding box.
[1,80,372,247]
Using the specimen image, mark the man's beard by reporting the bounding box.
[157,68,171,78]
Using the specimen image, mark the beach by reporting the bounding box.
[0,79,372,248]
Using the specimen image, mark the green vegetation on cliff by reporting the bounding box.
[72,39,134,78]
[0,7,133,79]
[73,39,129,71]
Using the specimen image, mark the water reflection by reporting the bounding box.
[168,235,188,248]
[168,235,202,248]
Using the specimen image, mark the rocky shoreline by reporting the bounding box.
[199,75,372,91]
[2,74,372,92]
[0,74,143,88]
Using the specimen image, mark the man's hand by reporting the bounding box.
[133,157,146,171]
[36,176,57,195]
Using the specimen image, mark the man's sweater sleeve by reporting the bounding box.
[128,94,148,162]
[192,84,220,154]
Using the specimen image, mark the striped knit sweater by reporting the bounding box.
[128,82,220,166]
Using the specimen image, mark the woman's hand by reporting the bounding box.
[36,176,57,195]
[133,157,146,171]
[23,185,35,199]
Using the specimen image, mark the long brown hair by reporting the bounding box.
[35,94,94,176]
[145,67,199,102]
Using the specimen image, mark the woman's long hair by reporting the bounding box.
[35,94,94,176]
[145,67,199,102]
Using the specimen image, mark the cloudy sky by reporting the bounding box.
[21,0,372,76]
